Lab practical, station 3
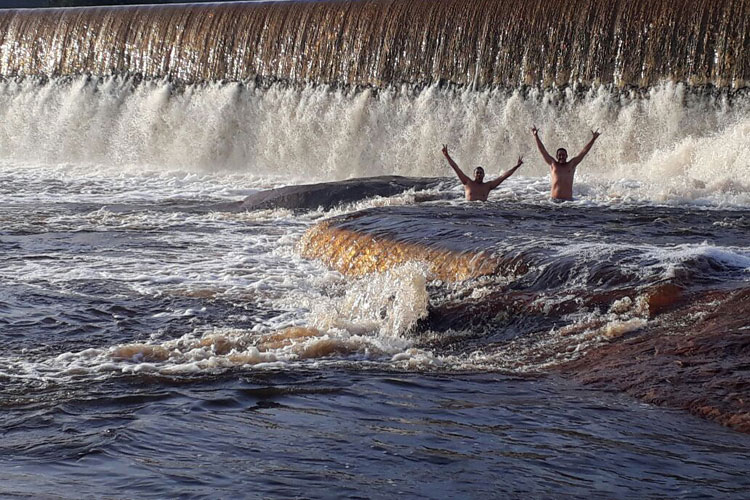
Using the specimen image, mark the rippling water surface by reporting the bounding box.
[5,372,750,498]
[2,162,749,497]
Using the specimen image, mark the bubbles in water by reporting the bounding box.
[308,262,431,338]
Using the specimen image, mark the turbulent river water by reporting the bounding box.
[1,76,750,497]
[2,166,749,498]
[2,0,750,495]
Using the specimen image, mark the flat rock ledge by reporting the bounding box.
[554,288,750,433]
[300,220,750,433]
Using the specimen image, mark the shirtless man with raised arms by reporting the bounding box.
[531,126,601,200]
[442,144,523,201]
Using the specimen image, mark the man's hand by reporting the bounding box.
[516,156,524,167]
[531,126,539,136]
[591,129,601,140]
[442,144,449,157]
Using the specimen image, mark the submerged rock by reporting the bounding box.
[298,221,504,281]
[555,288,750,433]
[298,205,750,433]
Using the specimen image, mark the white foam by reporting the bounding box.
[1,78,748,206]
[438,291,653,373]
[307,262,431,338]
[0,256,434,380]
[2,77,749,382]
[645,243,750,281]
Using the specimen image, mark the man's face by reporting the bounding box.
[474,167,485,182]
[556,149,568,163]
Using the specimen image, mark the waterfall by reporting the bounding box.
[1,0,747,89]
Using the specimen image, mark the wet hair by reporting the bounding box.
[556,148,567,156]
[474,166,485,173]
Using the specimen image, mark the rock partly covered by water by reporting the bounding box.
[555,288,750,433]
[299,206,750,433]
[299,221,502,281]
[222,176,447,211]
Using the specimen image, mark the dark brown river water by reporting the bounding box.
[1,170,749,497]
[1,1,749,493]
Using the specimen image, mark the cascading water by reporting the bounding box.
[1,78,748,203]
[1,1,749,498]
[0,0,748,88]
[0,1,747,202]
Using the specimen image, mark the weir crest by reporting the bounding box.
[0,0,748,89]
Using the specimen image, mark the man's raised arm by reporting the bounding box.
[569,130,601,167]
[531,126,555,165]
[442,144,470,185]
[487,156,524,189]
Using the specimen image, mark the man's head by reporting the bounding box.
[474,166,485,182]
[556,148,568,163]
